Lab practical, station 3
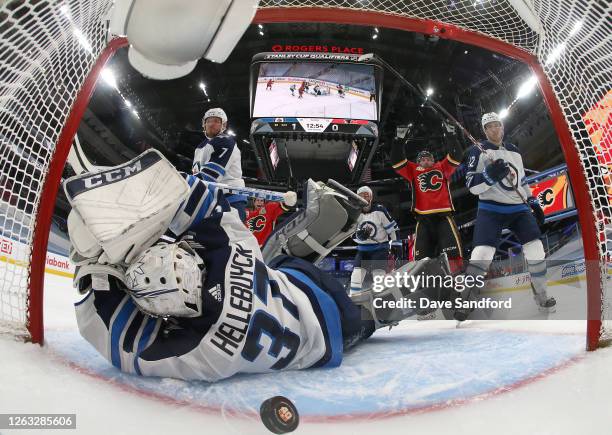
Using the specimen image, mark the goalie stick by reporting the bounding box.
[66,136,290,203]
[358,53,529,206]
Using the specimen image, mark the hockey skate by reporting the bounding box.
[533,288,557,313]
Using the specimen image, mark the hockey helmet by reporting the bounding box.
[481,112,502,130]
[416,150,434,162]
[357,186,373,197]
[203,107,228,125]
[125,241,205,318]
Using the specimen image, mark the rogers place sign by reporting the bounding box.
[271,44,364,54]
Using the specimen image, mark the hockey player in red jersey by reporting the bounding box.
[266,79,273,90]
[391,122,464,273]
[246,192,297,246]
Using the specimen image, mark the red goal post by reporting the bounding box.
[0,0,609,349]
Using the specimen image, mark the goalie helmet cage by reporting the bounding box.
[0,1,609,349]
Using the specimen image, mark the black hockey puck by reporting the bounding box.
[259,396,299,434]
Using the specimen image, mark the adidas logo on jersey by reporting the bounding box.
[208,284,222,302]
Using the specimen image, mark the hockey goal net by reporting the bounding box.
[0,0,610,349]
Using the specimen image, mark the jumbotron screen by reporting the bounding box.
[252,62,378,120]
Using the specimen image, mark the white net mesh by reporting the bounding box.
[530,0,612,344]
[0,0,610,345]
[0,0,113,340]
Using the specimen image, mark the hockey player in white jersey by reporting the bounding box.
[193,107,247,220]
[350,186,399,293]
[455,112,556,321]
[65,150,450,382]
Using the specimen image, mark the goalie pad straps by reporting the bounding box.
[295,230,328,256]
[73,262,126,294]
[64,150,189,264]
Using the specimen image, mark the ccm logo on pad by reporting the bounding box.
[65,150,161,199]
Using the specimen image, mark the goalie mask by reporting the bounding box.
[125,241,205,318]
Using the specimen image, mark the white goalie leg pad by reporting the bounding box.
[64,150,189,264]
[262,179,363,263]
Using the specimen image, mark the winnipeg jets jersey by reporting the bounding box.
[75,175,342,382]
[465,140,532,211]
[355,204,398,248]
[192,133,245,189]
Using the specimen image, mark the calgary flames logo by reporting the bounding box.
[417,170,444,192]
[537,188,555,207]
[247,215,266,232]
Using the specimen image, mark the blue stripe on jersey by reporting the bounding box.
[478,201,530,214]
[183,181,206,216]
[279,268,343,368]
[110,298,137,370]
[357,242,388,251]
[384,221,396,229]
[200,168,219,180]
[134,317,157,375]
[204,162,226,176]
[185,174,196,187]
[192,184,217,228]
[201,166,219,177]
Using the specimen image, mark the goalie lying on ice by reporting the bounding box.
[65,150,450,382]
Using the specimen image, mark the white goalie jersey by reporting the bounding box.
[70,158,342,382]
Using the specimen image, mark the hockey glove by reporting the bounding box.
[442,120,457,136]
[483,158,510,184]
[283,191,297,207]
[355,227,372,241]
[528,197,546,226]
